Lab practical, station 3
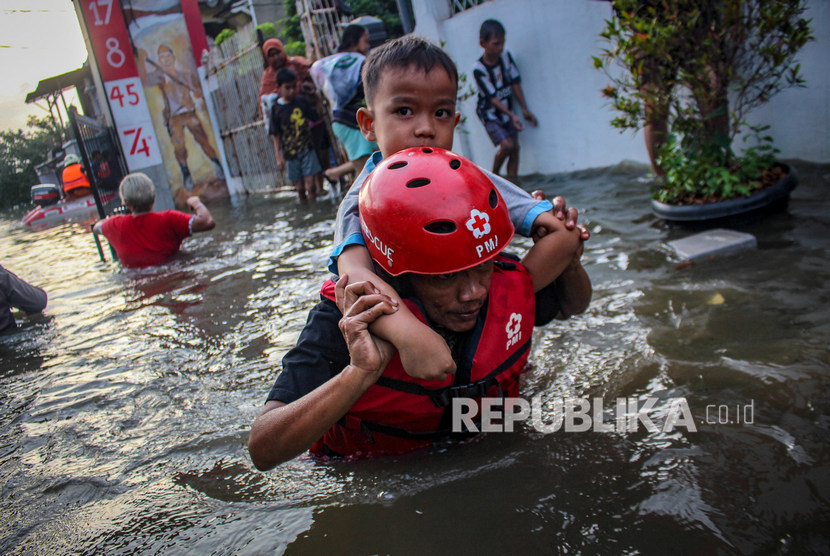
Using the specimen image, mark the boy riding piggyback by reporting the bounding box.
[331,36,590,381]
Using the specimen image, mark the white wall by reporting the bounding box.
[413,0,830,175]
[744,0,830,163]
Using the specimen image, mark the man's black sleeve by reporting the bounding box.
[266,298,351,404]
[534,280,561,326]
[496,252,561,326]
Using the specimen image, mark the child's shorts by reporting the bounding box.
[286,148,322,182]
[484,119,518,146]
[332,122,378,161]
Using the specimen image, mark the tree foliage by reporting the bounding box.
[277,0,403,51]
[0,116,64,211]
[349,0,403,38]
[595,0,813,203]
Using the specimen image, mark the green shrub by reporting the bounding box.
[596,0,812,202]
[215,28,237,46]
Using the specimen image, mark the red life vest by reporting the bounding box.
[62,163,91,194]
[315,256,535,458]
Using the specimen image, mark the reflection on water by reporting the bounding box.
[1,164,828,554]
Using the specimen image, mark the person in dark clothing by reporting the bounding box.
[0,265,47,332]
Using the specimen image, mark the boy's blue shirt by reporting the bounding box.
[328,150,553,275]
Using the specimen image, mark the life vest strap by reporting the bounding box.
[374,338,531,408]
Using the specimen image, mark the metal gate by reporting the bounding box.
[67,105,126,218]
[203,24,286,194]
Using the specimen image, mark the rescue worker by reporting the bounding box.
[61,153,92,201]
[248,148,591,468]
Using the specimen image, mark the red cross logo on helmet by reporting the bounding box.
[466,209,491,239]
[358,147,515,276]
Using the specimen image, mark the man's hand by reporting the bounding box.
[186,196,203,210]
[531,191,590,243]
[186,196,215,232]
[523,109,538,127]
[335,275,397,377]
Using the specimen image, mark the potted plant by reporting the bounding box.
[595,0,813,223]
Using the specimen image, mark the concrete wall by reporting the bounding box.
[413,0,830,175]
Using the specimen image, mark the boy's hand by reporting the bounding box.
[276,156,286,172]
[531,191,590,242]
[511,113,525,131]
[523,109,538,127]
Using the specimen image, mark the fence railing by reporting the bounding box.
[203,25,287,193]
[296,0,352,60]
[451,0,490,16]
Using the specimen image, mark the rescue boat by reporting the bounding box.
[22,184,116,232]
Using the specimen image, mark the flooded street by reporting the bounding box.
[1,162,828,554]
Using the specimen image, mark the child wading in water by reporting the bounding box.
[331,36,589,380]
[473,19,538,179]
[269,67,323,202]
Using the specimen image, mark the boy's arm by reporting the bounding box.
[488,95,525,131]
[529,191,591,242]
[511,82,538,126]
[272,136,285,171]
[336,246,456,380]
[484,169,553,237]
[522,215,591,319]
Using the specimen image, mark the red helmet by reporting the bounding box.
[359,147,514,276]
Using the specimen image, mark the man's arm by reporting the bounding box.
[0,265,47,314]
[520,215,592,318]
[248,278,397,470]
[186,196,215,232]
[550,258,591,319]
[521,215,582,292]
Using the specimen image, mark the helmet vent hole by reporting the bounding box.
[425,221,457,234]
[489,189,498,208]
[389,161,408,170]
[449,159,461,170]
[421,147,433,154]
[406,178,431,188]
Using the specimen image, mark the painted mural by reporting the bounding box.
[122,0,227,203]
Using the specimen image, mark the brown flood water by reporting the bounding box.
[1,161,828,554]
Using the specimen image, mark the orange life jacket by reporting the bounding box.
[62,163,91,194]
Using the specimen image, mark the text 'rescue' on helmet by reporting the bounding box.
[358,147,514,276]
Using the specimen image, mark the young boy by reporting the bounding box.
[473,19,538,178]
[269,67,322,202]
[331,36,588,381]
